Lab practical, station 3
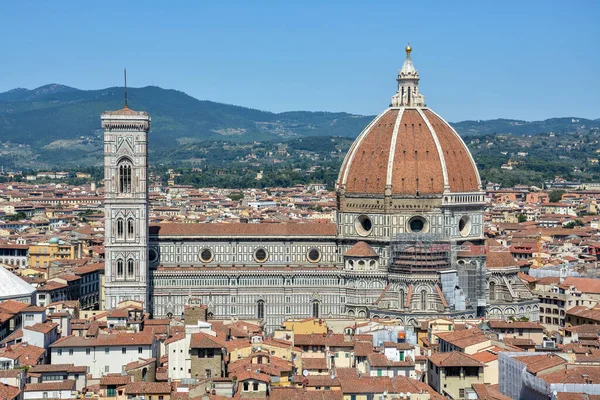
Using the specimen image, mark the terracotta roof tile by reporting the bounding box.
[0,384,21,400]
[367,353,414,367]
[123,382,171,395]
[513,354,566,374]
[99,374,132,386]
[24,380,75,392]
[471,383,511,400]
[540,366,600,384]
[29,364,86,373]
[51,333,155,348]
[0,300,31,314]
[563,277,600,294]
[0,342,45,366]
[488,321,543,330]
[344,241,378,257]
[150,222,336,237]
[428,351,483,367]
[270,387,343,400]
[471,351,499,363]
[24,322,58,334]
[302,356,328,370]
[436,328,489,349]
[189,332,225,349]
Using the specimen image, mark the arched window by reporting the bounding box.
[127,218,134,238]
[118,160,132,193]
[489,281,496,301]
[257,300,264,319]
[117,218,124,238]
[420,290,427,311]
[127,259,134,277]
[312,301,320,318]
[399,289,405,309]
[117,259,124,277]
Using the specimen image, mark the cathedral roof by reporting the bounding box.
[149,222,336,237]
[337,47,480,197]
[344,241,378,257]
[0,266,35,300]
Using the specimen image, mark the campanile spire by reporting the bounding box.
[391,43,425,107]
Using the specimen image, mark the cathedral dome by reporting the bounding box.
[337,46,481,197]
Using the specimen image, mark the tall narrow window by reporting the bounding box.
[420,290,427,311]
[118,160,132,193]
[312,301,320,318]
[257,300,264,319]
[117,218,124,238]
[127,218,134,238]
[399,289,405,309]
[489,282,496,301]
[127,259,134,278]
[117,260,124,277]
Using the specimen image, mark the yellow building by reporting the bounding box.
[425,317,454,346]
[28,238,81,268]
[226,337,303,372]
[428,352,485,399]
[281,318,328,334]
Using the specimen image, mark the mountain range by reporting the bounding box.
[0,84,598,169]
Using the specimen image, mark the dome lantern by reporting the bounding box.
[391,43,425,107]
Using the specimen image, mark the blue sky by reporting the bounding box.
[0,1,598,121]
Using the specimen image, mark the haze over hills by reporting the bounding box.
[0,84,598,169]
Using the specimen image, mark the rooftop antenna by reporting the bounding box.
[124,68,128,108]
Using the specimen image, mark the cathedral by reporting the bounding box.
[102,46,539,332]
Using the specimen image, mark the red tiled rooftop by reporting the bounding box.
[150,222,336,237]
[344,241,378,257]
[428,351,483,367]
[513,354,566,374]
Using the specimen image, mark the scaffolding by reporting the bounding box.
[389,233,452,274]
[456,255,487,310]
[390,233,487,312]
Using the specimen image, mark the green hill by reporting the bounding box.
[0,84,598,169]
[0,84,373,149]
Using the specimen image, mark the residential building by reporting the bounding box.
[49,333,157,378]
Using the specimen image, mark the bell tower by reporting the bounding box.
[102,74,151,311]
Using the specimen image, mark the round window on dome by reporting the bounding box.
[254,248,269,263]
[408,216,428,233]
[149,248,159,263]
[355,215,373,236]
[459,215,472,237]
[307,248,321,263]
[199,248,214,263]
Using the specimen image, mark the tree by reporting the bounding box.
[228,192,244,202]
[549,190,566,203]
[518,214,527,223]
[8,212,27,221]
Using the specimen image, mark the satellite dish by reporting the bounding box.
[302,369,309,377]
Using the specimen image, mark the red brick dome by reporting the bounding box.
[337,107,480,196]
